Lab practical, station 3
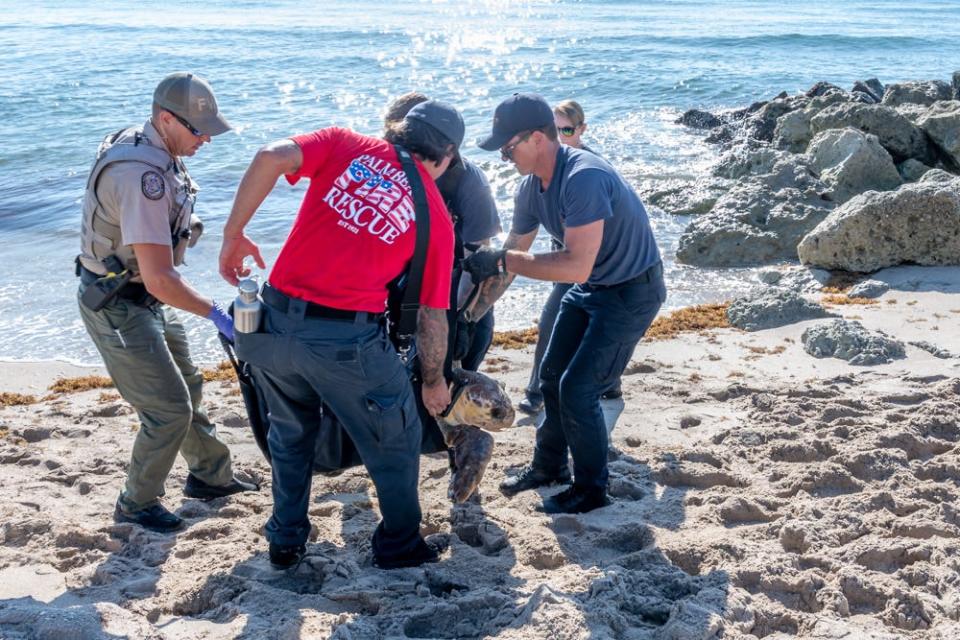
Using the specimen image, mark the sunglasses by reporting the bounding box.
[500,131,534,161]
[558,125,580,137]
[168,110,202,136]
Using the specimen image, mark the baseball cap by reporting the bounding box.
[153,72,231,137]
[477,93,554,151]
[405,100,465,149]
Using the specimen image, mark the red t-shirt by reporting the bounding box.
[269,127,454,313]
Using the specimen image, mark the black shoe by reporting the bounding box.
[540,485,611,514]
[373,540,440,570]
[518,398,544,416]
[499,464,571,497]
[269,543,306,570]
[601,386,623,401]
[184,474,259,501]
[114,501,183,533]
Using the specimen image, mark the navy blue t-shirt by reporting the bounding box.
[511,145,660,285]
[438,156,501,245]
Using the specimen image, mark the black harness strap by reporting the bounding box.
[393,145,431,343]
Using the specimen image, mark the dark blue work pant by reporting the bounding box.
[235,297,424,562]
[533,270,666,489]
[525,283,573,404]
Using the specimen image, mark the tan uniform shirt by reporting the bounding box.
[91,121,197,278]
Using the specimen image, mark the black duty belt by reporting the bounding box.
[586,261,664,291]
[78,265,157,306]
[262,283,383,324]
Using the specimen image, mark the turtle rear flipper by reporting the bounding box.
[442,423,494,503]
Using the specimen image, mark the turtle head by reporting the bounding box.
[442,368,516,432]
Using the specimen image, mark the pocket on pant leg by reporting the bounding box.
[235,331,278,371]
[364,373,417,446]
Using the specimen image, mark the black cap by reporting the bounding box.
[405,100,465,149]
[477,93,554,151]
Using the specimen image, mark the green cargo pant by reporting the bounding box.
[77,286,234,512]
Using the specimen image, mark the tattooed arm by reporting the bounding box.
[417,305,451,415]
[462,230,536,322]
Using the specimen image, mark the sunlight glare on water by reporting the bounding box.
[2,0,960,363]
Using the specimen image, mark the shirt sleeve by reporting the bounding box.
[455,166,501,245]
[561,169,615,228]
[102,164,174,247]
[509,179,540,235]
[285,127,344,185]
[420,184,455,309]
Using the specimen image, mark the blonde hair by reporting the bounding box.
[553,99,585,127]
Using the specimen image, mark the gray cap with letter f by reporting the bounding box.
[153,72,231,136]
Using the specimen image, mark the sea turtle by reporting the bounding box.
[439,368,515,503]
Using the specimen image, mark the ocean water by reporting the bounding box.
[1,0,958,365]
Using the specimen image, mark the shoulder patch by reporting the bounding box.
[141,171,165,200]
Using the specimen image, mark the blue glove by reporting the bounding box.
[207,300,235,343]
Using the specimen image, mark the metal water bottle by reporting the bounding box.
[233,277,262,333]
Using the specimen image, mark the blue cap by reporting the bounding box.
[405,100,465,149]
[478,93,555,151]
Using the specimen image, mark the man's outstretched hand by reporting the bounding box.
[219,233,266,286]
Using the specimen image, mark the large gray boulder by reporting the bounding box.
[810,103,931,163]
[797,181,960,271]
[802,319,906,366]
[851,79,884,103]
[678,159,834,267]
[882,80,953,108]
[676,108,724,129]
[916,100,960,167]
[920,168,958,184]
[741,95,809,142]
[713,147,788,180]
[807,128,901,203]
[773,90,852,153]
[643,177,729,216]
[727,289,836,331]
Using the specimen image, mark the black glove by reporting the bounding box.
[462,248,507,282]
[452,318,477,362]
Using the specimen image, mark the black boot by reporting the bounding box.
[184,474,259,501]
[540,485,611,514]
[114,501,183,533]
[269,543,306,570]
[372,538,440,570]
[499,464,571,497]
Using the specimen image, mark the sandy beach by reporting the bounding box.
[1,265,958,639]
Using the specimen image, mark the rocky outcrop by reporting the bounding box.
[920,168,957,184]
[916,101,960,168]
[810,103,931,163]
[773,90,852,153]
[797,181,960,272]
[727,289,835,331]
[802,320,906,366]
[678,154,834,267]
[807,128,901,203]
[676,109,724,129]
[674,73,960,269]
[851,79,884,103]
[882,81,953,108]
[643,177,729,216]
